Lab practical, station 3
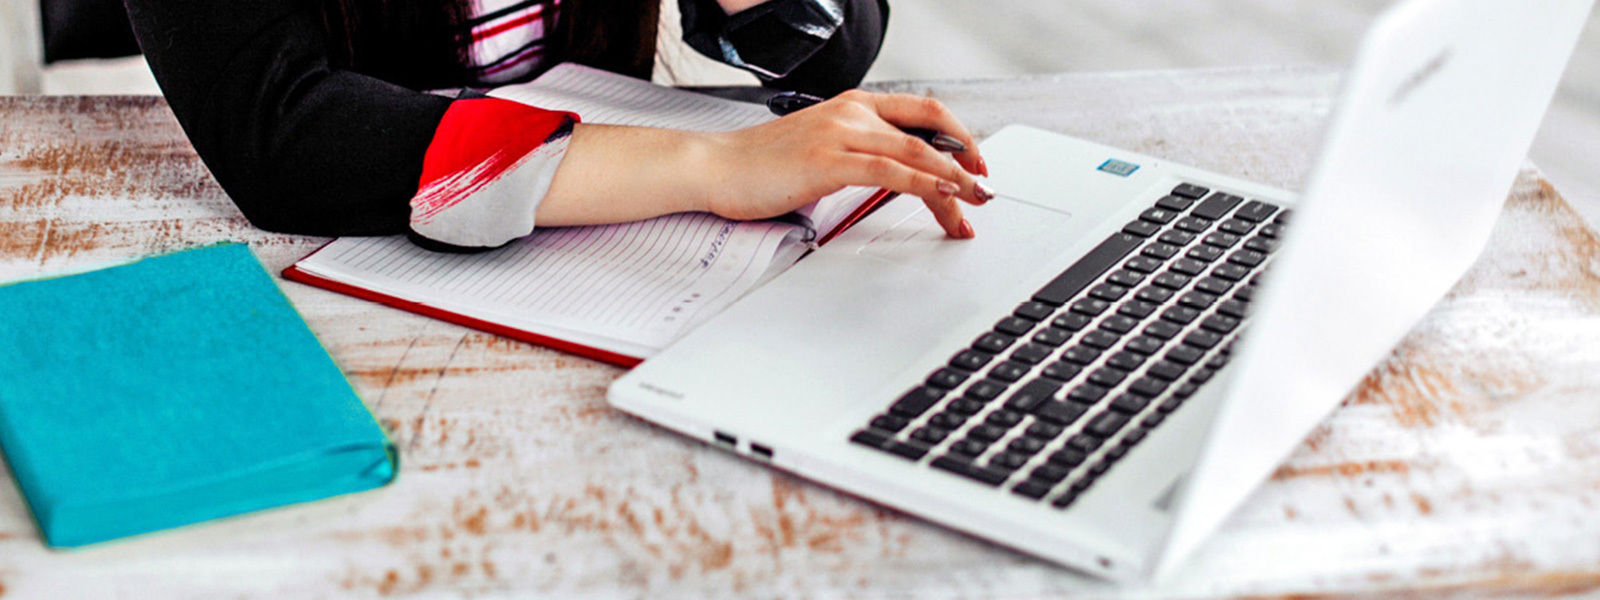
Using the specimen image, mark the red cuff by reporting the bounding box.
[411,97,578,225]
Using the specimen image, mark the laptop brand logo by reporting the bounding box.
[1097,159,1140,177]
[1389,48,1452,108]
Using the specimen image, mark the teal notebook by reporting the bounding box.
[0,243,396,547]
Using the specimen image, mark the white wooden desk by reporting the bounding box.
[3,67,1600,598]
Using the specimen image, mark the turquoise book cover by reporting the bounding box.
[0,243,397,547]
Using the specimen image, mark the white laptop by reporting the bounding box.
[609,0,1594,580]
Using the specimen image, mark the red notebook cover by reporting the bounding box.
[281,190,896,369]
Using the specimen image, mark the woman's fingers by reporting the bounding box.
[837,153,972,238]
[844,129,992,206]
[850,91,987,177]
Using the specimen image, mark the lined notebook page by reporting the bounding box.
[294,64,861,358]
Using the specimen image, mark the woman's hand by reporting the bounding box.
[700,90,993,238]
[537,91,992,238]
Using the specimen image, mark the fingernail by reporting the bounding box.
[959,218,975,239]
[974,182,996,202]
[937,180,960,196]
[977,157,990,177]
[931,134,967,153]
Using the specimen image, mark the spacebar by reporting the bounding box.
[1032,233,1144,305]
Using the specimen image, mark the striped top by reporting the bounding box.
[463,0,556,85]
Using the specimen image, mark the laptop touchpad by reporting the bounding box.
[855,196,1071,279]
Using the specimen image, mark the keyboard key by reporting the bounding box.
[1158,230,1196,246]
[1033,233,1143,306]
[950,349,995,371]
[986,409,1025,428]
[1152,272,1191,290]
[1033,400,1088,425]
[1128,377,1170,398]
[1026,421,1064,439]
[1089,283,1129,302]
[1192,192,1243,220]
[1146,360,1188,381]
[1228,249,1267,268]
[890,387,944,417]
[1047,448,1088,467]
[1186,245,1225,263]
[1123,335,1164,355]
[1107,269,1146,287]
[850,429,891,449]
[1100,315,1139,334]
[1086,412,1130,437]
[1003,378,1062,412]
[1161,306,1201,324]
[1061,345,1101,365]
[1245,236,1278,253]
[1117,300,1159,319]
[964,379,1008,401]
[949,439,987,457]
[1203,231,1241,248]
[1011,343,1053,365]
[1030,463,1071,483]
[1178,291,1218,310]
[1124,255,1164,273]
[1174,216,1212,233]
[1172,183,1209,199]
[989,451,1031,472]
[1067,384,1109,404]
[1041,361,1084,381]
[1219,218,1256,235]
[1142,242,1181,260]
[1136,285,1175,303]
[1110,394,1151,414]
[1170,258,1208,276]
[1071,298,1112,316]
[995,316,1036,336]
[926,368,970,389]
[974,332,1016,353]
[1008,436,1047,455]
[1184,330,1223,350]
[1201,314,1240,334]
[1274,209,1293,224]
[1032,327,1072,347]
[1012,479,1053,500]
[1143,320,1182,340]
[1191,367,1216,384]
[1259,223,1282,239]
[1217,299,1249,319]
[1051,312,1092,331]
[1088,367,1128,388]
[1139,207,1179,224]
[885,441,931,460]
[1174,381,1200,399]
[1122,220,1162,237]
[1142,413,1166,428]
[1106,350,1146,371]
[1166,346,1204,365]
[1211,263,1250,281]
[1122,429,1148,446]
[1234,200,1279,222]
[1194,277,1233,295]
[1234,286,1257,302]
[1014,301,1055,321]
[910,427,949,445]
[1158,397,1184,413]
[871,414,911,432]
[931,456,1010,486]
[1051,491,1080,509]
[990,360,1030,382]
[929,411,967,429]
[1155,194,1194,211]
[1066,433,1103,453]
[968,424,1010,442]
[947,398,985,415]
[1081,330,1121,349]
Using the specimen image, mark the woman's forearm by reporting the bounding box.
[534,124,719,227]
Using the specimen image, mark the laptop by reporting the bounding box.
[609,0,1594,580]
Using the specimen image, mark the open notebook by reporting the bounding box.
[285,64,889,366]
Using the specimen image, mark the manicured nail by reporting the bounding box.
[937,180,960,196]
[931,134,967,153]
[959,218,975,239]
[974,182,996,202]
[977,157,990,177]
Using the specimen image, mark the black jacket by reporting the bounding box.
[123,0,888,237]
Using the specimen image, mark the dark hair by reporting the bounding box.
[319,0,661,89]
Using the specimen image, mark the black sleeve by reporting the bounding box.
[678,0,889,97]
[123,0,450,236]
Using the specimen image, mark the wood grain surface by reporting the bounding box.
[2,67,1599,598]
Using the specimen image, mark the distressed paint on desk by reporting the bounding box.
[2,69,1600,598]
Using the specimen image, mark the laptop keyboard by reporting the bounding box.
[849,183,1288,509]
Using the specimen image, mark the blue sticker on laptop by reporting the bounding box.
[1097,159,1140,177]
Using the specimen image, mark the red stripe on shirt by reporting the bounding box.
[472,6,544,42]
